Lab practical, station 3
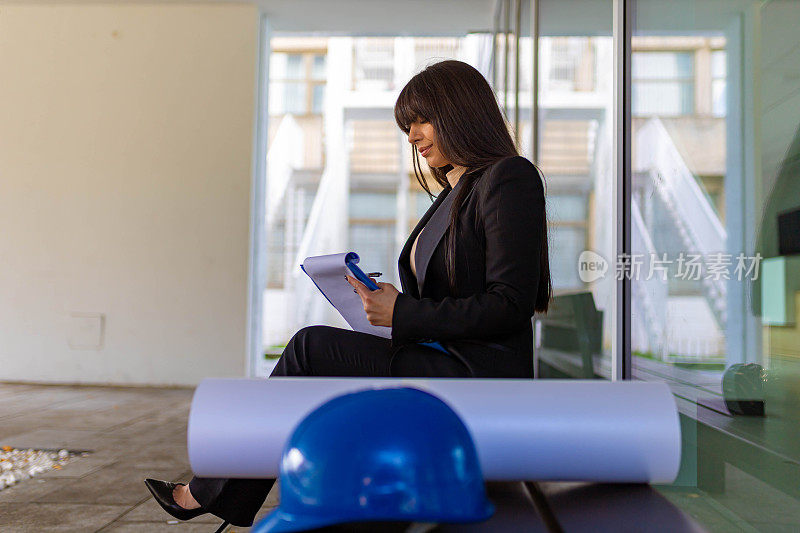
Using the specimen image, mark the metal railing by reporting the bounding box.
[635,117,727,328]
[266,115,303,227]
[632,200,668,357]
[290,165,343,329]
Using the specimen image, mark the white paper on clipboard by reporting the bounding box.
[301,252,392,339]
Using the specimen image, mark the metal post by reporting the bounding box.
[612,0,632,381]
[530,0,539,163]
[513,0,522,147]
[492,0,502,90]
[503,0,510,119]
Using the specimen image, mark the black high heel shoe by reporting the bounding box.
[144,478,230,532]
[144,478,210,521]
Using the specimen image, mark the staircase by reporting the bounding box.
[633,118,727,358]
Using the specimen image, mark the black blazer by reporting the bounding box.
[390,155,545,378]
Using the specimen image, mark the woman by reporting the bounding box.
[144,59,551,530]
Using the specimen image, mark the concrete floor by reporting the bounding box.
[0,382,277,532]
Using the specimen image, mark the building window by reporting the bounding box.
[632,51,694,116]
[353,38,395,91]
[711,49,726,117]
[547,194,589,290]
[413,38,462,72]
[269,51,327,116]
[349,190,398,281]
[266,221,286,288]
[266,186,316,289]
[546,37,596,93]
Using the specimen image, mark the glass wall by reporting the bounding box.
[630,0,800,530]
[261,34,495,357]
[260,4,800,528]
[533,5,616,380]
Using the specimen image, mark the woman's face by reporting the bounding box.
[407,117,450,168]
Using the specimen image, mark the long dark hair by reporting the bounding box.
[394,59,551,313]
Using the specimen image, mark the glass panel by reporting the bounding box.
[415,191,434,219]
[311,84,325,114]
[546,37,597,92]
[711,79,726,117]
[270,52,287,78]
[536,7,614,380]
[549,226,587,289]
[413,37,462,72]
[710,49,726,78]
[282,82,306,114]
[353,38,395,91]
[711,50,727,117]
[348,223,395,282]
[266,221,286,288]
[268,81,307,115]
[633,51,694,115]
[311,54,326,79]
[631,21,731,408]
[285,53,305,78]
[632,51,693,79]
[349,191,397,219]
[632,1,800,529]
[548,194,588,222]
[263,34,491,360]
[632,81,694,115]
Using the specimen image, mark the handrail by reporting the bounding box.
[292,168,336,271]
[266,115,303,227]
[635,117,727,327]
[632,200,668,357]
[635,118,726,254]
[290,166,337,327]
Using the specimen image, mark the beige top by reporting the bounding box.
[410,166,467,279]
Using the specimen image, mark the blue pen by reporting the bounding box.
[344,253,380,291]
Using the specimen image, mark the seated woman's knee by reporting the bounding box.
[291,325,332,345]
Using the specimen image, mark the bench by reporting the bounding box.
[533,290,605,379]
[436,481,703,532]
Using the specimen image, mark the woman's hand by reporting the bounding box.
[346,275,400,327]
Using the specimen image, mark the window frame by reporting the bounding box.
[270,48,327,117]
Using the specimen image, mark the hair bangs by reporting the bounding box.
[394,78,434,134]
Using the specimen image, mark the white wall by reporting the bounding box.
[0,3,259,386]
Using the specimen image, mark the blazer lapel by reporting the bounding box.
[398,184,452,298]
[414,177,465,296]
[397,167,483,298]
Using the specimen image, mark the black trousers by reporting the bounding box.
[187,325,471,527]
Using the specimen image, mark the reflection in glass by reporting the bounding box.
[285,54,304,78]
[311,85,325,114]
[632,1,800,529]
[280,82,307,115]
[262,35,497,363]
[632,51,694,116]
[632,34,729,373]
[311,54,326,79]
[534,24,615,381]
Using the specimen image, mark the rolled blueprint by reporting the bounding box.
[188,378,681,483]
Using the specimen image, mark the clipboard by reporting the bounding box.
[300,252,391,339]
[300,252,449,354]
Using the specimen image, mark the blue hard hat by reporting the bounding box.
[253,387,494,532]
